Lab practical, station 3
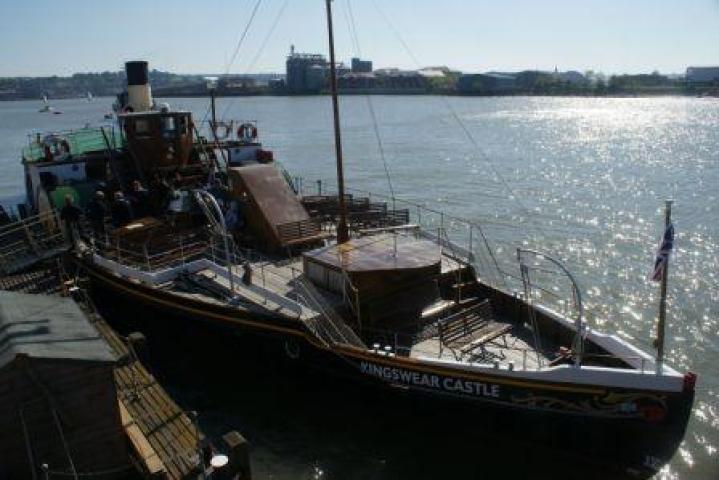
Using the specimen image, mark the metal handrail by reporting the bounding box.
[363,325,651,372]
[518,249,585,367]
[290,267,365,348]
[296,179,595,320]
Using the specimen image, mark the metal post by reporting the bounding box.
[144,244,151,271]
[469,225,473,262]
[655,199,673,375]
[191,411,207,480]
[224,232,235,293]
[180,235,185,267]
[210,86,217,128]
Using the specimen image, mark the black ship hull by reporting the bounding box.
[79,258,694,479]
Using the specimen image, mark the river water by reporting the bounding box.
[1,95,717,479]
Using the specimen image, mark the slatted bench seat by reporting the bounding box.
[459,322,513,357]
[437,299,513,360]
[438,299,491,356]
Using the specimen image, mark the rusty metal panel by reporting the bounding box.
[229,165,318,250]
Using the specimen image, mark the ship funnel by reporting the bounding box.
[125,61,153,112]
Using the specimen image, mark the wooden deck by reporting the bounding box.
[175,256,346,322]
[411,332,546,369]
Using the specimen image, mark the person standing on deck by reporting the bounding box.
[148,172,171,216]
[110,191,133,228]
[60,194,82,248]
[128,180,150,218]
[85,191,107,238]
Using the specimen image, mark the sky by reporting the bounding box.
[0,0,718,77]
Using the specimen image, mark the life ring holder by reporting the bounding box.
[237,123,258,142]
[284,339,300,360]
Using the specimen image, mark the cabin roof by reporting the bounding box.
[0,291,116,368]
[303,233,441,273]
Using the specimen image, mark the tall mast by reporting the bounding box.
[655,199,673,374]
[325,0,349,244]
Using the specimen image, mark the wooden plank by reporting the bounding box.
[119,401,166,476]
[460,323,513,355]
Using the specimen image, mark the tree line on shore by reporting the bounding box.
[0,69,715,100]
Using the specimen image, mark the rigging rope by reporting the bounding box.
[204,0,264,135]
[369,0,553,286]
[224,0,264,76]
[343,0,396,206]
[220,0,289,120]
[246,0,290,74]
[369,0,547,237]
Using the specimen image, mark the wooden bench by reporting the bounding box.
[438,299,491,355]
[438,299,512,360]
[459,322,513,357]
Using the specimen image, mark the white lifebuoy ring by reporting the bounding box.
[213,121,230,140]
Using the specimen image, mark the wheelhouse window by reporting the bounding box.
[134,119,151,136]
[161,116,177,138]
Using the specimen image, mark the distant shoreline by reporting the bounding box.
[1,91,716,102]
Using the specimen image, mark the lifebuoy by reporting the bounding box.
[237,123,258,141]
[213,121,230,140]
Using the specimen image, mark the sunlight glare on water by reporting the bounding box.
[0,95,717,480]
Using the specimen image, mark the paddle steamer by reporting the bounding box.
[4,6,696,477]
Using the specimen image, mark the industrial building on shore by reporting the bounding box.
[685,66,719,85]
[283,46,456,94]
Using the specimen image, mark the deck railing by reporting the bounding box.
[0,211,67,274]
[363,326,652,373]
[291,178,595,324]
[289,266,366,348]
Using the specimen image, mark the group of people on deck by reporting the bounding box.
[60,179,151,241]
[59,170,243,249]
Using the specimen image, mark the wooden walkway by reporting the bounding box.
[1,252,251,479]
[91,314,203,480]
[0,262,63,294]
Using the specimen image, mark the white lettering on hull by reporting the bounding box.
[360,361,500,398]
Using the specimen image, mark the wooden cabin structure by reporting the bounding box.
[303,233,442,325]
[0,291,128,479]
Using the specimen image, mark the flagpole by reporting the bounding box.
[655,199,673,375]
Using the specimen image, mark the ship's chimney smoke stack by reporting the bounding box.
[125,61,153,112]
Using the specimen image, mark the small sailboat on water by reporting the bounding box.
[38,94,53,113]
